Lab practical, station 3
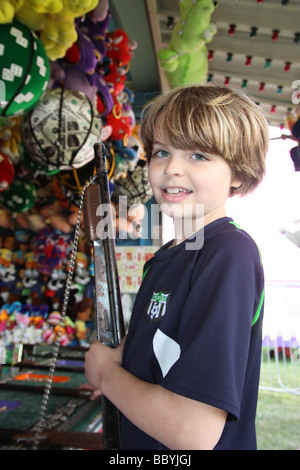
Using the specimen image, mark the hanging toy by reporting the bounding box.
[112,159,153,208]
[272,29,280,41]
[264,58,272,69]
[250,26,258,39]
[157,0,217,88]
[31,227,71,278]
[277,85,283,95]
[228,24,236,36]
[0,150,14,192]
[208,50,214,60]
[14,0,99,62]
[0,19,50,117]
[245,56,252,66]
[20,87,102,171]
[294,32,300,44]
[0,178,36,213]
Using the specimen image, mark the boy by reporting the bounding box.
[84,85,270,450]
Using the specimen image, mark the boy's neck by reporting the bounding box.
[170,208,228,247]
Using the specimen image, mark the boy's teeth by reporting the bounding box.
[165,188,189,194]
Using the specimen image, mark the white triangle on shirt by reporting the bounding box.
[153,329,181,378]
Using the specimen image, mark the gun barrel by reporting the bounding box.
[83,143,125,449]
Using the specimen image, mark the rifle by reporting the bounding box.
[83,143,125,449]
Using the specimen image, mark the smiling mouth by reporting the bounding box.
[163,187,192,194]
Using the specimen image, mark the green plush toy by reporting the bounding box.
[157,0,217,88]
[0,18,50,117]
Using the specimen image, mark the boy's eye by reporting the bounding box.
[191,153,208,161]
[153,149,170,158]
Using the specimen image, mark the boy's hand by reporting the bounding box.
[78,382,102,400]
[84,337,126,391]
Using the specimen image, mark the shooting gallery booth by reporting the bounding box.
[1,0,300,451]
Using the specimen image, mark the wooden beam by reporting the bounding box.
[0,428,103,450]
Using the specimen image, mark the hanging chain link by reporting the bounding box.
[32,173,97,450]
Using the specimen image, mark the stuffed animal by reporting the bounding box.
[0,151,15,192]
[0,117,21,163]
[20,88,102,171]
[0,177,36,213]
[157,0,217,87]
[112,159,153,208]
[0,0,24,24]
[106,28,137,68]
[15,0,64,31]
[70,297,93,345]
[15,0,99,61]
[31,226,71,275]
[76,4,110,61]
[50,19,113,114]
[0,18,50,117]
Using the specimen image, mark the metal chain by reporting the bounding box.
[32,173,97,450]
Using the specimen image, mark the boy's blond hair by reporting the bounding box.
[139,85,270,195]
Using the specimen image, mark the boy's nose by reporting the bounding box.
[163,156,184,177]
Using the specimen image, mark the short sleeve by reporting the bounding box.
[160,230,264,419]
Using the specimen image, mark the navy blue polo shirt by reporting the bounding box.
[121,217,264,450]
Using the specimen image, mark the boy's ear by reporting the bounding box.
[230,172,242,189]
[229,176,242,197]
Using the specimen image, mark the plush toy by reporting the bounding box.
[0,117,21,162]
[112,159,153,208]
[105,113,132,144]
[52,123,113,197]
[15,0,64,31]
[0,308,9,332]
[75,4,110,63]
[20,145,60,177]
[103,62,127,97]
[106,28,137,68]
[86,0,108,22]
[0,151,15,192]
[70,297,93,345]
[0,178,36,213]
[50,20,113,114]
[0,1,24,24]
[20,87,102,171]
[111,123,145,177]
[42,311,70,345]
[157,0,217,87]
[14,230,31,267]
[31,226,71,275]
[63,315,75,342]
[14,0,99,61]
[41,0,100,60]
[0,18,50,117]
[69,252,91,303]
[0,301,22,333]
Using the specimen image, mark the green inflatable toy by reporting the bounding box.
[0,18,50,117]
[157,0,217,88]
[0,177,36,213]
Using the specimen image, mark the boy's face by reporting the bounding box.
[148,139,241,233]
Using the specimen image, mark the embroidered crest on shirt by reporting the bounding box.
[145,289,172,323]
